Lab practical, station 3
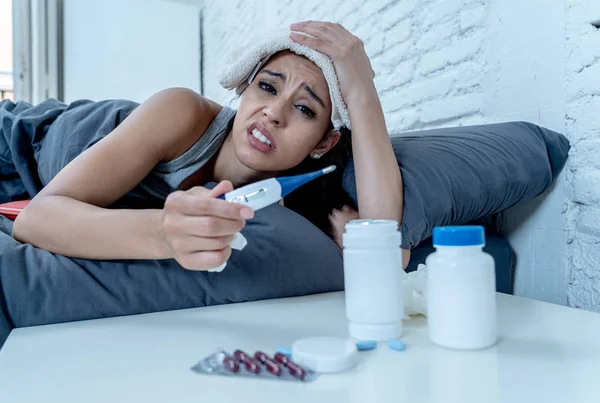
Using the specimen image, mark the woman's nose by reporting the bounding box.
[263,102,286,126]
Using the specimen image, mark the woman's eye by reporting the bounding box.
[297,105,316,119]
[259,82,276,95]
[258,81,315,119]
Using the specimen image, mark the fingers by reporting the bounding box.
[290,21,363,61]
[290,21,339,44]
[291,21,352,41]
[163,213,245,237]
[207,180,234,198]
[181,216,246,237]
[162,181,251,271]
[290,31,340,58]
[178,247,233,271]
[169,234,235,254]
[340,204,359,216]
[165,189,254,220]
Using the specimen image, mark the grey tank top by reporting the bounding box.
[135,106,236,201]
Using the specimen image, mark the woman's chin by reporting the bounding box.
[236,150,277,173]
[235,147,301,174]
[235,143,310,176]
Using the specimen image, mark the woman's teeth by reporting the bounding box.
[251,128,273,146]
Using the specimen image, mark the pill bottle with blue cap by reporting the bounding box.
[426,226,497,350]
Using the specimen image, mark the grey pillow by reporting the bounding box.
[342,121,570,249]
[0,203,344,346]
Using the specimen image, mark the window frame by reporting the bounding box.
[12,0,62,103]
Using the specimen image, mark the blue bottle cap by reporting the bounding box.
[432,226,485,247]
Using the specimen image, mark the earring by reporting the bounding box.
[312,153,322,159]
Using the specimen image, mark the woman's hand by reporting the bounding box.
[329,205,360,248]
[289,21,375,102]
[159,181,254,271]
[329,204,410,269]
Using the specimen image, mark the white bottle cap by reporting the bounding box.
[291,337,358,373]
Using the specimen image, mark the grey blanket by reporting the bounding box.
[0,98,347,348]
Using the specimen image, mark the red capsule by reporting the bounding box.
[286,361,307,380]
[233,349,249,362]
[274,352,290,365]
[243,359,261,374]
[274,352,306,380]
[222,354,240,373]
[254,351,282,376]
[233,349,261,374]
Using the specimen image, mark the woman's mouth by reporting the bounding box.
[250,128,273,146]
[247,126,276,153]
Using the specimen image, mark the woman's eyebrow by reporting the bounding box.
[261,69,326,109]
[303,85,326,109]
[262,69,286,80]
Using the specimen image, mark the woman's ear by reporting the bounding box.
[311,130,341,158]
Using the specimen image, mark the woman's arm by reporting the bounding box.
[345,86,403,222]
[345,84,411,268]
[12,88,224,260]
[290,22,410,268]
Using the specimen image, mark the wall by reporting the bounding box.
[63,0,202,103]
[564,0,600,310]
[202,0,600,309]
[487,0,567,305]
[203,0,489,130]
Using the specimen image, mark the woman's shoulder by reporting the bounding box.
[147,88,225,160]
[148,87,223,124]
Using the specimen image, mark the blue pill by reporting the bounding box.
[275,346,292,356]
[356,340,377,351]
[387,339,406,351]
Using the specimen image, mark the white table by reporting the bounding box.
[1,292,599,403]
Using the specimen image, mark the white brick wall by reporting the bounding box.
[203,0,487,133]
[565,0,600,311]
[201,0,600,310]
[485,0,568,306]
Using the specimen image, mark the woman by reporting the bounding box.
[11,21,410,270]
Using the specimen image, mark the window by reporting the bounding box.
[0,0,13,100]
[3,0,202,103]
[10,0,62,103]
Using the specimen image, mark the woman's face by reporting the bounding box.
[231,51,339,173]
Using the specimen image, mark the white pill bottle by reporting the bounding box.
[342,219,404,341]
[426,226,497,350]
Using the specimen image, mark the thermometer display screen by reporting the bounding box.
[244,188,266,202]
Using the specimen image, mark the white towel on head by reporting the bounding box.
[217,29,351,131]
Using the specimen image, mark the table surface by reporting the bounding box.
[1,292,599,403]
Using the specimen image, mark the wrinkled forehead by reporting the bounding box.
[259,51,332,107]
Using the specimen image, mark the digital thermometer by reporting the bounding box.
[220,165,336,210]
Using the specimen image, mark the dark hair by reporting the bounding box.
[230,71,355,240]
[283,124,356,239]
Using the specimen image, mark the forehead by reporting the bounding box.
[262,52,329,95]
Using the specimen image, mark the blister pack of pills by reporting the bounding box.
[191,349,319,382]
